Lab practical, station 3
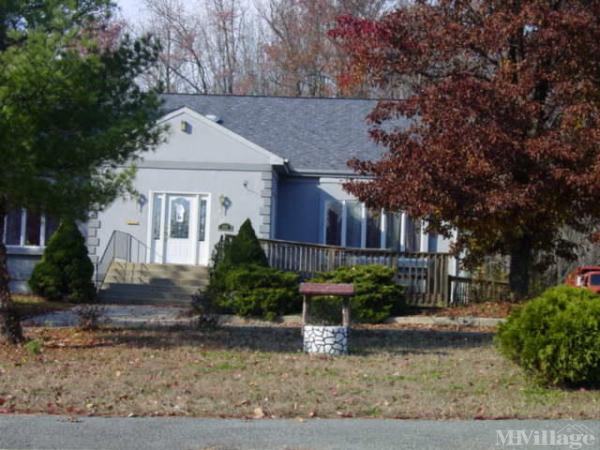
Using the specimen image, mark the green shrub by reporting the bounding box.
[24,339,42,355]
[29,219,96,303]
[496,285,600,387]
[207,219,268,301]
[217,265,300,321]
[311,265,404,324]
[215,219,268,269]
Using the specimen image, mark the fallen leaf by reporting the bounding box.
[253,407,265,419]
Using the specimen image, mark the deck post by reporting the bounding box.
[302,294,311,326]
[342,298,350,327]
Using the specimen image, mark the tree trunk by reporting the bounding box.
[0,205,24,344]
[509,235,532,300]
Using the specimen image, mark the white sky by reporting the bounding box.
[115,0,149,25]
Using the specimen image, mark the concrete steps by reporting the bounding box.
[99,262,209,306]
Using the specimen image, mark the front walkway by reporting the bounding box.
[23,306,504,329]
[22,305,194,328]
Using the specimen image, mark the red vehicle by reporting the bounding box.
[565,266,600,293]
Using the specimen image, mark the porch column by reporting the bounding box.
[419,220,428,252]
[259,171,274,239]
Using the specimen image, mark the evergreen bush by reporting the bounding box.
[29,219,96,302]
[206,219,268,301]
[218,264,300,321]
[496,285,600,387]
[311,265,404,324]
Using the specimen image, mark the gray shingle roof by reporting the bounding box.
[161,94,386,172]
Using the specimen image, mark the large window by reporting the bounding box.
[324,201,426,251]
[346,201,362,248]
[2,210,59,248]
[366,209,382,248]
[385,212,403,251]
[324,201,342,246]
[404,217,422,253]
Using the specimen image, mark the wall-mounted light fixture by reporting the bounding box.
[136,193,147,212]
[219,195,232,216]
[180,120,192,134]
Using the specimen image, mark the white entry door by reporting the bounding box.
[166,194,196,264]
[150,192,210,265]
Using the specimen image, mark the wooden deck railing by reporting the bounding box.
[258,238,451,306]
[216,236,509,307]
[449,276,511,305]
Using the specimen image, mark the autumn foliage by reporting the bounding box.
[331,1,600,296]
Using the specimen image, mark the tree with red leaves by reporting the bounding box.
[331,0,600,297]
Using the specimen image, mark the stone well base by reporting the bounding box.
[303,325,348,355]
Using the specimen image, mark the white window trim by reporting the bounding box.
[360,203,367,248]
[399,212,407,252]
[19,209,26,246]
[381,210,387,249]
[2,209,54,249]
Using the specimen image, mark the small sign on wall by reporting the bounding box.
[218,223,234,232]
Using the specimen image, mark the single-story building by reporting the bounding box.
[5,94,455,293]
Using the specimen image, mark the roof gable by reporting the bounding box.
[160,94,396,173]
[150,107,285,166]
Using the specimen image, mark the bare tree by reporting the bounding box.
[259,0,390,97]
[138,0,393,96]
[142,0,262,94]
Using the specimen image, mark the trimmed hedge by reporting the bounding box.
[216,219,268,269]
[218,265,300,321]
[311,265,405,324]
[496,285,600,387]
[29,219,96,302]
[207,219,268,299]
[204,219,299,320]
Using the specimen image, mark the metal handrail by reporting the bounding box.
[95,230,161,288]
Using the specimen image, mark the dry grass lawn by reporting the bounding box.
[1,323,598,419]
[415,301,518,318]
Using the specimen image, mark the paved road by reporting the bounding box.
[1,415,599,450]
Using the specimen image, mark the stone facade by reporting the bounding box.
[303,325,348,355]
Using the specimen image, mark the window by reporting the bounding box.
[403,217,424,252]
[325,201,342,246]
[44,216,59,243]
[152,195,163,240]
[403,217,414,252]
[169,197,190,239]
[4,210,22,246]
[2,209,59,247]
[198,198,207,242]
[346,201,362,248]
[365,209,382,248]
[385,212,403,251]
[323,201,426,252]
[25,212,41,246]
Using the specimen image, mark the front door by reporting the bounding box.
[150,193,210,265]
[166,194,196,264]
